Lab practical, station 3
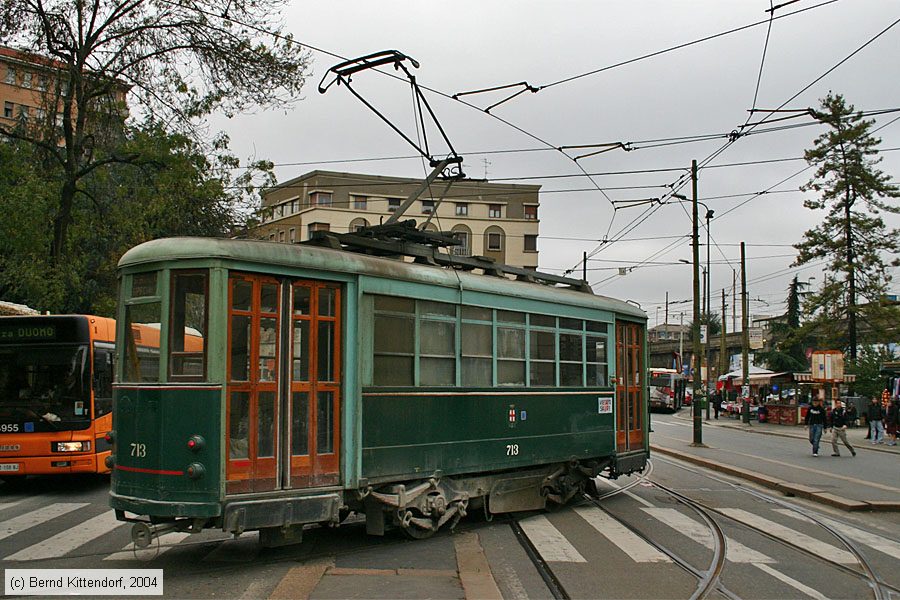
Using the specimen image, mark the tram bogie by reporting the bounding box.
[109,237,649,545]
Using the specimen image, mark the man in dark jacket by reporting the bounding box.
[804,398,827,457]
[867,397,886,444]
[829,400,856,457]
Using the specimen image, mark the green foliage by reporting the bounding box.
[1,0,309,260]
[757,277,810,372]
[847,345,897,400]
[794,93,900,357]
[0,119,260,314]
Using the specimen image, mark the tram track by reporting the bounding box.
[653,455,898,600]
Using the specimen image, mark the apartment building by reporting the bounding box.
[253,171,542,269]
[1,45,127,133]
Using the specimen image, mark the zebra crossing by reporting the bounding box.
[0,493,899,578]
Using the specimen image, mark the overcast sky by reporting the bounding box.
[211,0,900,328]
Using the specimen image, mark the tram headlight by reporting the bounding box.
[53,441,91,452]
[186,463,205,480]
[187,435,205,452]
[104,431,114,444]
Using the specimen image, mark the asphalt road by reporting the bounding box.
[1,430,898,599]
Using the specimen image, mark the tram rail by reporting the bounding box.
[654,455,898,600]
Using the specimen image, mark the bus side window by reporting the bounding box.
[93,347,113,416]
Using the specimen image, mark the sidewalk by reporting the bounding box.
[687,412,900,456]
[650,411,900,512]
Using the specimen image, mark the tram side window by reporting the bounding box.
[559,332,584,387]
[169,271,208,380]
[497,325,525,386]
[419,301,456,386]
[373,296,414,386]
[123,302,161,382]
[586,335,608,387]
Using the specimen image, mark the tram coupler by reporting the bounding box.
[131,521,181,548]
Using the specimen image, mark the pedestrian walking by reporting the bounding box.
[867,396,886,444]
[804,398,827,457]
[829,400,856,457]
[886,397,900,446]
[713,389,720,419]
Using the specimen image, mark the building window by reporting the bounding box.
[21,72,32,89]
[452,231,471,256]
[421,200,435,214]
[487,232,502,251]
[310,191,332,206]
[387,198,401,212]
[289,228,296,243]
[4,67,15,85]
[524,234,538,252]
[269,233,276,240]
[18,105,29,120]
[37,75,47,91]
[279,230,286,242]
[276,205,283,218]
[290,200,298,214]
[350,218,369,232]
[352,195,368,210]
[308,223,330,238]
[455,203,468,216]
[489,204,502,218]
[3,102,12,119]
[524,205,538,220]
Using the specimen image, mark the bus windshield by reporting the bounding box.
[0,344,91,430]
[649,375,672,388]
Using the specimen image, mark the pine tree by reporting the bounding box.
[757,277,809,372]
[794,93,900,360]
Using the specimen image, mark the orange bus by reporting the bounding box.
[0,315,117,478]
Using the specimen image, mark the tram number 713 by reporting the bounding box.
[130,443,147,457]
[506,444,519,456]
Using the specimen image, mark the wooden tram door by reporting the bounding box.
[286,281,341,488]
[227,274,281,493]
[615,321,645,452]
[226,274,341,494]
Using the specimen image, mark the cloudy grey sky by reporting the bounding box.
[212,0,900,327]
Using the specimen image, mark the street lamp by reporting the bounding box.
[675,196,715,419]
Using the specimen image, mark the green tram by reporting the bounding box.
[109,235,648,546]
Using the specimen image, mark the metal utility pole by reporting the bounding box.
[583,252,587,283]
[741,242,751,424]
[705,209,713,421]
[665,292,669,327]
[732,269,737,333]
[691,160,703,445]
[720,290,728,376]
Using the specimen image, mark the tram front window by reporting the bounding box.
[0,345,90,429]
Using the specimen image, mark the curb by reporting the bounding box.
[650,444,899,512]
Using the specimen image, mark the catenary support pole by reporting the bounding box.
[691,160,703,445]
[741,242,751,424]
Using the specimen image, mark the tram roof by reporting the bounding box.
[119,237,646,319]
